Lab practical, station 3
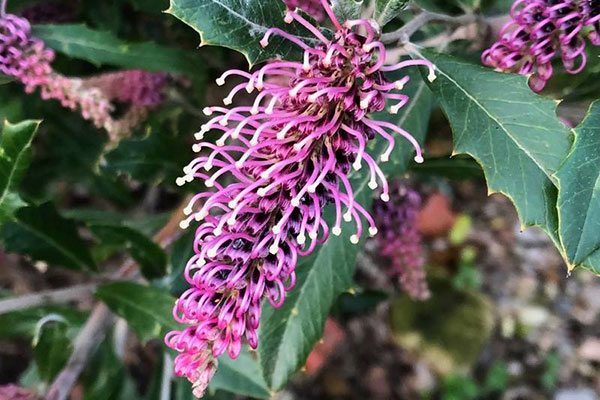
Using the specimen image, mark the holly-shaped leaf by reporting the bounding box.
[1,203,96,271]
[166,0,320,65]
[422,51,572,250]
[89,224,167,280]
[556,101,600,269]
[96,282,179,342]
[333,0,364,22]
[0,120,40,223]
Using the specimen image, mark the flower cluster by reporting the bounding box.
[373,181,429,300]
[482,0,600,91]
[166,1,435,397]
[0,13,170,142]
[283,0,325,21]
[0,384,39,400]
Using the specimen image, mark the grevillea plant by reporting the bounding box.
[482,0,600,91]
[373,181,429,300]
[166,2,436,394]
[0,0,599,399]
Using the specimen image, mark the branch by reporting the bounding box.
[0,0,7,17]
[380,11,479,44]
[44,196,191,400]
[0,283,97,315]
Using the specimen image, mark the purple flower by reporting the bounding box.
[282,0,326,21]
[166,1,436,396]
[482,0,600,91]
[373,182,429,300]
[0,13,170,141]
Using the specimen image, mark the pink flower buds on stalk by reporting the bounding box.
[0,384,39,400]
[166,1,436,396]
[373,182,429,300]
[0,14,170,142]
[282,0,326,21]
[482,0,600,91]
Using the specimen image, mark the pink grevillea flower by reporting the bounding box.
[0,384,39,400]
[82,70,170,108]
[0,14,170,142]
[166,1,435,396]
[373,182,429,300]
[482,0,600,91]
[283,0,326,21]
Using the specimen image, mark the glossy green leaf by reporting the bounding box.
[34,321,72,382]
[83,340,139,400]
[333,0,364,22]
[89,224,167,280]
[1,202,96,271]
[258,69,433,390]
[0,120,40,223]
[102,125,190,185]
[422,51,572,249]
[374,0,408,26]
[210,349,271,398]
[0,306,87,339]
[167,0,320,65]
[31,24,205,76]
[96,282,178,342]
[556,101,600,268]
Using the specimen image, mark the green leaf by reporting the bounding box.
[0,306,87,339]
[0,120,40,223]
[167,0,320,65]
[31,24,205,76]
[89,224,167,280]
[102,124,190,185]
[95,282,179,342]
[0,74,14,85]
[374,0,408,26]
[82,339,139,400]
[556,101,600,268]
[411,155,484,180]
[258,69,432,390]
[210,349,271,398]
[422,51,572,249]
[332,0,364,22]
[34,321,72,382]
[1,203,96,271]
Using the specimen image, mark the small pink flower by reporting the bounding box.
[373,181,429,300]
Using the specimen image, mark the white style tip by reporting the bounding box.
[414,155,424,163]
[368,227,378,236]
[179,220,190,229]
[380,193,390,202]
[350,235,359,244]
[332,226,342,236]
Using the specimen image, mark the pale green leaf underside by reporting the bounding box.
[374,0,408,26]
[32,24,204,76]
[423,51,572,248]
[0,120,40,224]
[167,0,320,65]
[332,0,364,22]
[257,70,433,390]
[556,101,600,267]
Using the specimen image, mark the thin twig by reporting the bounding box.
[380,11,479,44]
[0,283,97,315]
[44,196,192,400]
[0,0,7,17]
